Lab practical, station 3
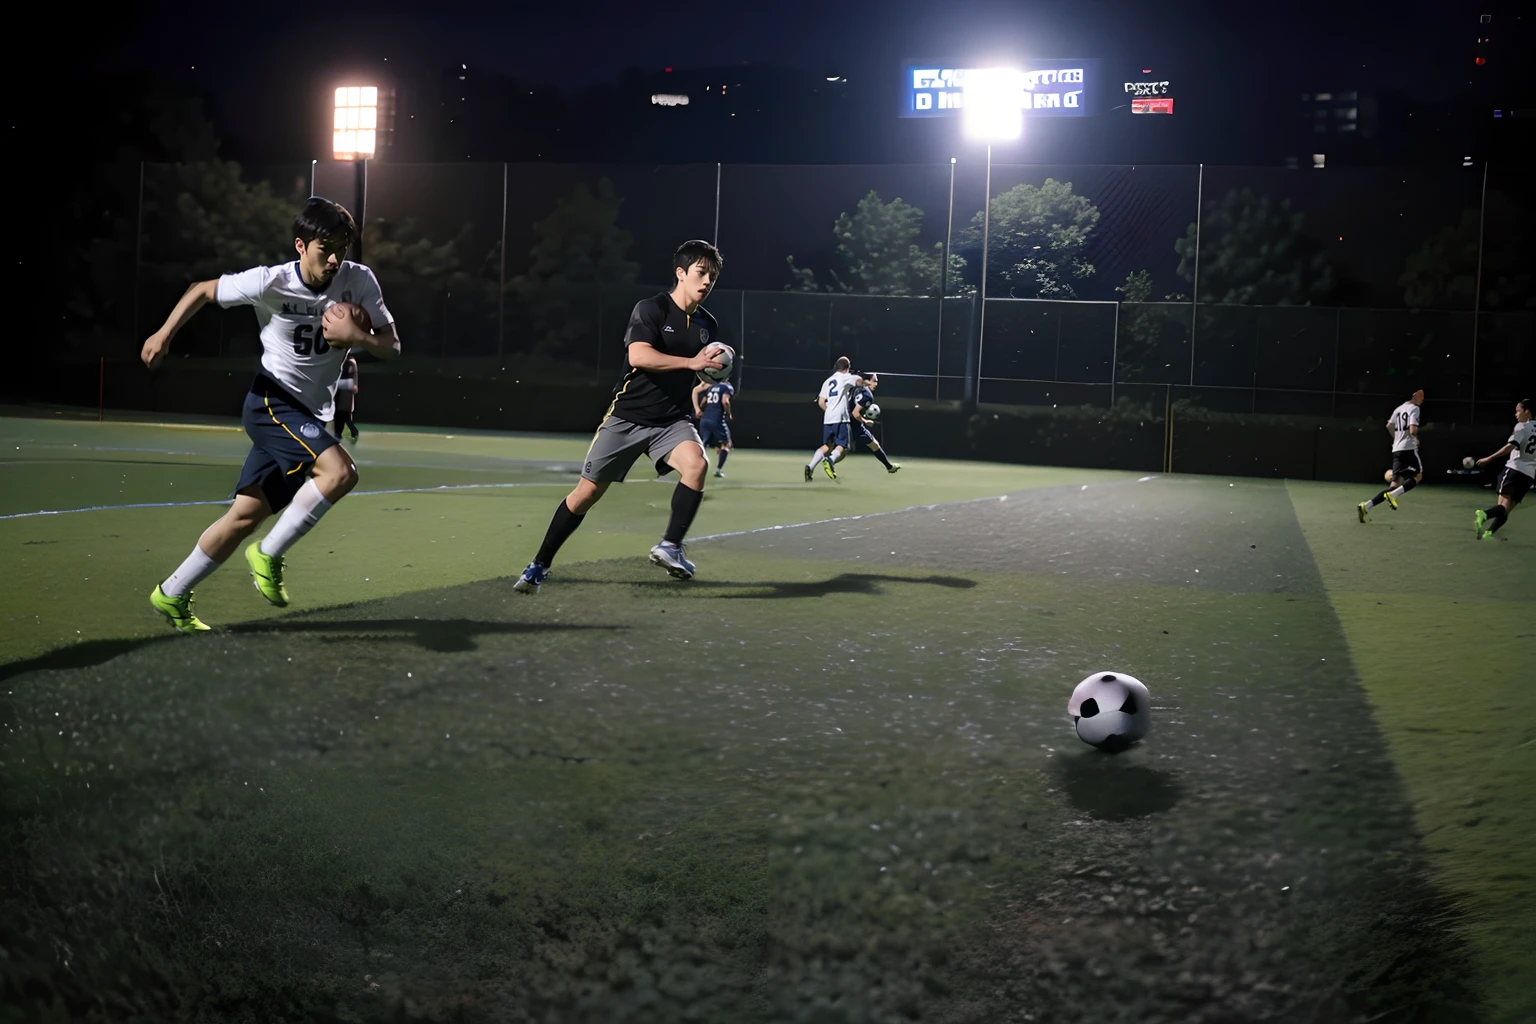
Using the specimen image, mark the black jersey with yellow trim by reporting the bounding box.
[606,292,720,427]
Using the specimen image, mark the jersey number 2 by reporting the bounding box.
[292,324,329,356]
[827,382,839,397]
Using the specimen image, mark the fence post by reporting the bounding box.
[1189,163,1204,387]
[713,163,722,249]
[1469,161,1489,424]
[132,161,144,347]
[937,157,955,401]
[498,163,508,365]
[1110,302,1119,407]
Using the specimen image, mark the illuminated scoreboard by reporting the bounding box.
[900,59,1105,118]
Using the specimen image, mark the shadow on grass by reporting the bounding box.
[0,620,627,679]
[226,618,628,653]
[1054,751,1184,821]
[558,572,978,600]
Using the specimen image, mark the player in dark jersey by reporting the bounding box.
[848,372,900,474]
[692,378,734,477]
[514,241,726,592]
[332,354,360,442]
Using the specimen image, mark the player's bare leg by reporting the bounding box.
[151,487,273,632]
[651,441,707,580]
[244,447,357,607]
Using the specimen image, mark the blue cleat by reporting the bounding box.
[512,561,548,594]
[648,541,696,580]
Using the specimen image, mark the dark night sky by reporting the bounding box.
[99,0,1469,93]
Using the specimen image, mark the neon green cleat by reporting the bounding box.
[150,584,211,634]
[245,541,289,607]
[1474,509,1491,540]
[822,458,838,480]
[1384,491,1399,510]
[1357,502,1370,523]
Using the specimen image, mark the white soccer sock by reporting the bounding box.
[1389,485,1405,498]
[808,452,825,468]
[162,545,220,597]
[258,480,333,558]
[830,449,844,464]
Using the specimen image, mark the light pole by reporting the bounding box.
[333,86,378,261]
[936,156,956,400]
[962,68,1026,406]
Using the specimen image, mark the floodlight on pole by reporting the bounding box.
[961,67,1026,141]
[960,68,1026,405]
[333,86,379,160]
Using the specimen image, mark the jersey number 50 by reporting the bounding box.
[292,324,330,356]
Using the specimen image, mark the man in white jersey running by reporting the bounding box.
[140,197,401,632]
[1472,397,1535,540]
[804,356,863,481]
[1359,389,1425,522]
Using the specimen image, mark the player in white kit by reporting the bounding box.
[140,197,401,632]
[1359,389,1424,522]
[1472,398,1535,539]
[804,356,863,481]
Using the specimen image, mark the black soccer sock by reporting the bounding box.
[1485,505,1509,533]
[663,483,703,545]
[535,499,585,567]
[1370,490,1389,507]
[717,448,729,470]
[872,445,893,469]
[1393,477,1418,495]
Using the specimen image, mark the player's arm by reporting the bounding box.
[331,320,400,360]
[1476,442,1515,468]
[337,266,402,360]
[691,380,710,419]
[627,342,721,374]
[722,394,733,422]
[140,279,219,369]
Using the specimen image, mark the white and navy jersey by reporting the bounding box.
[1388,400,1421,453]
[1505,420,1536,479]
[820,371,859,424]
[216,261,392,422]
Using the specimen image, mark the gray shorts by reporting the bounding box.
[582,416,704,484]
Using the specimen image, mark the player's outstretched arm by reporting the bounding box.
[692,380,710,419]
[324,314,400,360]
[1476,443,1515,468]
[141,280,218,369]
[723,395,732,422]
[627,342,722,374]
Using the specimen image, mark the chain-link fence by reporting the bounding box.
[69,159,1532,428]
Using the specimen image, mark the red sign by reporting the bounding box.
[1132,97,1174,114]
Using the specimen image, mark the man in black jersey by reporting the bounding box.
[514,241,726,592]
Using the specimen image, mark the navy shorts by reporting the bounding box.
[237,374,338,512]
[822,422,850,450]
[699,417,731,447]
[852,422,877,448]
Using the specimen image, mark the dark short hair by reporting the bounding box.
[859,371,879,383]
[674,239,723,277]
[295,197,358,249]
[834,356,851,372]
[1519,397,1533,412]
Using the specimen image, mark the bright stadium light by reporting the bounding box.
[333,86,379,160]
[961,67,1026,141]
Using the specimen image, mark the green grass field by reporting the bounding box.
[2,408,1531,1023]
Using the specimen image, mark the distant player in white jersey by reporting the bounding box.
[804,356,863,481]
[1359,389,1424,522]
[332,353,360,442]
[140,197,401,632]
[1472,397,1535,540]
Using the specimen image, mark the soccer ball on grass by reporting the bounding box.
[1068,671,1151,752]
